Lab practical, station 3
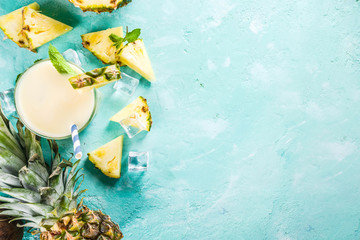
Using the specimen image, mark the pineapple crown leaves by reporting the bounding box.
[109,27,141,49]
[48,44,77,75]
[0,104,86,231]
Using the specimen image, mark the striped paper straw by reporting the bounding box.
[70,124,82,159]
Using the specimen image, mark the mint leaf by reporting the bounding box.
[109,33,124,49]
[124,28,141,43]
[109,33,123,42]
[109,28,141,50]
[48,44,77,75]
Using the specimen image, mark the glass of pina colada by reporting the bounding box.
[15,59,97,139]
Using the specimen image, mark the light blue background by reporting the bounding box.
[1,0,360,239]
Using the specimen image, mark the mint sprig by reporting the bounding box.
[48,44,77,75]
[109,28,141,50]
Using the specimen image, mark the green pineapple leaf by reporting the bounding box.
[19,166,47,192]
[48,44,77,75]
[0,188,41,203]
[0,169,21,187]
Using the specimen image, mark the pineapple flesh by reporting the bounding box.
[68,64,121,89]
[110,96,152,131]
[82,27,123,64]
[88,136,123,178]
[0,3,40,48]
[117,39,156,82]
[0,106,123,239]
[22,7,72,51]
[68,0,132,13]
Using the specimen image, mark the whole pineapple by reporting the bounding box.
[0,106,123,239]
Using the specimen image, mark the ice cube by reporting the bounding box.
[128,152,149,171]
[62,49,83,67]
[0,88,16,118]
[113,72,139,96]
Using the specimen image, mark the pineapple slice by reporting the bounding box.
[110,96,152,131]
[68,64,121,89]
[82,27,123,64]
[22,7,72,51]
[68,0,131,13]
[117,39,156,82]
[0,3,40,48]
[88,135,123,178]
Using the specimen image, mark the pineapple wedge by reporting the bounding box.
[88,135,124,178]
[117,39,156,82]
[0,3,40,48]
[69,64,121,89]
[68,0,131,13]
[82,27,123,64]
[110,96,152,131]
[22,7,72,51]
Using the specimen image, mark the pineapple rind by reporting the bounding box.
[87,135,123,178]
[81,27,123,64]
[117,0,132,8]
[117,39,156,82]
[110,96,152,131]
[0,3,40,48]
[68,0,132,13]
[41,206,124,239]
[22,7,73,51]
[68,64,121,89]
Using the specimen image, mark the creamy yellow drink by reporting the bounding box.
[15,60,95,139]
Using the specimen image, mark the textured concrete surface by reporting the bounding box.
[1,0,360,239]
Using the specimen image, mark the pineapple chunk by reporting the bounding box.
[22,7,72,51]
[68,0,131,13]
[0,3,40,48]
[82,27,123,64]
[117,39,156,82]
[68,65,121,89]
[88,136,123,178]
[110,96,152,131]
